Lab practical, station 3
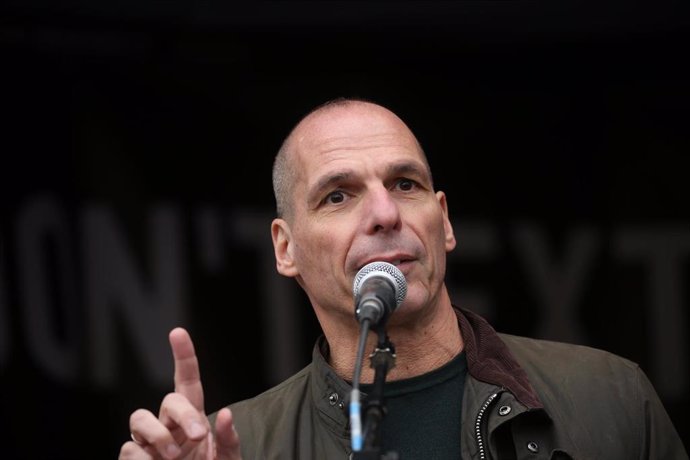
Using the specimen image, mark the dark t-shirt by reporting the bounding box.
[359,351,467,459]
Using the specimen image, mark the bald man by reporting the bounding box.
[120,99,687,460]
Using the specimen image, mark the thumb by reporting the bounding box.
[215,408,242,460]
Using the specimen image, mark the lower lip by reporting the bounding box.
[395,260,414,275]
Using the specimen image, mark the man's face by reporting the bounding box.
[272,103,456,325]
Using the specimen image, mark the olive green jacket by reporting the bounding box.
[216,307,687,459]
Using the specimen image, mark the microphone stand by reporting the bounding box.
[352,326,400,460]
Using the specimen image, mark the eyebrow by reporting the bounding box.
[307,170,355,207]
[386,160,430,181]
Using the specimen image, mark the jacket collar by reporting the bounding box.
[455,305,543,409]
[310,305,544,431]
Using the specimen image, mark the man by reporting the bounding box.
[120,98,687,459]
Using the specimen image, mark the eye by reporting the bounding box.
[395,178,416,192]
[325,190,346,204]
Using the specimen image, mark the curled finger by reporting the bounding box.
[129,408,182,460]
[159,392,209,442]
[118,440,158,460]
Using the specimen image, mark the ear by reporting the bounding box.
[436,191,457,252]
[271,218,299,277]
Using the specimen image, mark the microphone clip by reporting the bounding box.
[369,346,396,372]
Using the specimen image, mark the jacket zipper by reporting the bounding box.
[475,392,499,460]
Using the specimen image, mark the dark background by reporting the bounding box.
[1,2,689,458]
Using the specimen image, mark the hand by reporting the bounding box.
[119,327,242,459]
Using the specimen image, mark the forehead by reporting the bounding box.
[289,103,426,175]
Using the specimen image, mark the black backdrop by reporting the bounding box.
[1,2,689,458]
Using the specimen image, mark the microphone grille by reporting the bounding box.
[353,261,408,307]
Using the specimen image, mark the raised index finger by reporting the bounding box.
[169,327,205,411]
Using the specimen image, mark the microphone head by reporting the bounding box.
[353,261,408,309]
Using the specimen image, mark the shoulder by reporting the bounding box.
[497,333,650,423]
[494,335,687,458]
[228,363,313,415]
[497,332,647,409]
[208,364,315,456]
[208,364,312,428]
[498,332,639,376]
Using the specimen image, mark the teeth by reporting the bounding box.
[392,259,401,266]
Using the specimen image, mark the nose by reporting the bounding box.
[363,185,402,234]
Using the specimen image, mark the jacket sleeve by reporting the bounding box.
[636,366,688,459]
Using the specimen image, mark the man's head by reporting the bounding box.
[273,98,433,221]
[270,98,456,329]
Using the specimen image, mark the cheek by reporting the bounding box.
[423,211,452,260]
[293,222,345,267]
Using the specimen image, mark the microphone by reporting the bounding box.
[352,261,407,326]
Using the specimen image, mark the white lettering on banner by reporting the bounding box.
[83,205,187,388]
[230,210,302,385]
[615,227,690,399]
[514,223,598,344]
[0,235,8,370]
[3,196,688,399]
[15,195,80,382]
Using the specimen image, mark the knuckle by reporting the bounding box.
[161,391,181,407]
[160,392,184,416]
[129,408,152,427]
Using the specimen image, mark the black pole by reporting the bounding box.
[352,328,400,460]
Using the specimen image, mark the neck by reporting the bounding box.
[323,291,464,384]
